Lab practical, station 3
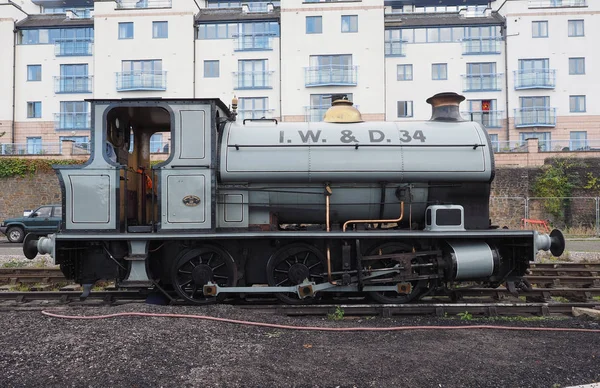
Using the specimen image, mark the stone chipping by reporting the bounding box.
[0,303,599,388]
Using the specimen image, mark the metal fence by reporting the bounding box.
[491,196,600,237]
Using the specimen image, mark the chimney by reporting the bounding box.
[426,92,465,122]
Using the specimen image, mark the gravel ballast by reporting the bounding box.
[0,303,599,388]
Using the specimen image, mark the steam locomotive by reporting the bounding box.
[24,92,565,304]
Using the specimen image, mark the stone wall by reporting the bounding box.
[490,158,600,229]
[1,158,599,230]
[0,172,61,220]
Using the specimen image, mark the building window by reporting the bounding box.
[569,57,585,74]
[58,64,90,93]
[237,59,269,89]
[532,21,548,38]
[306,16,322,34]
[152,21,168,38]
[568,20,584,37]
[489,133,499,152]
[466,62,498,91]
[341,15,358,33]
[204,60,219,78]
[26,137,42,154]
[238,97,269,121]
[397,64,413,81]
[570,131,587,150]
[19,27,94,45]
[197,21,279,40]
[397,101,413,118]
[432,63,447,80]
[58,101,90,130]
[119,22,134,39]
[466,99,499,128]
[27,65,41,81]
[569,95,586,112]
[27,102,41,118]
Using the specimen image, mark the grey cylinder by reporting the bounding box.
[446,241,497,280]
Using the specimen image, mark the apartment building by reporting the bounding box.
[0,0,597,154]
[500,0,598,151]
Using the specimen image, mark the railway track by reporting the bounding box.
[0,290,597,318]
[2,263,600,284]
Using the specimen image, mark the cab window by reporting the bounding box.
[35,207,52,217]
[53,206,62,217]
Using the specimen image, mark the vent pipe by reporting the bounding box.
[426,92,465,122]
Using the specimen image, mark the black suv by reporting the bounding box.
[0,204,62,243]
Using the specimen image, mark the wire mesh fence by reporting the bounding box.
[491,196,600,237]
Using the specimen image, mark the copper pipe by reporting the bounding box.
[342,202,405,232]
[324,184,337,285]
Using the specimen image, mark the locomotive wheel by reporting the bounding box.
[266,243,326,304]
[171,245,237,305]
[365,242,428,304]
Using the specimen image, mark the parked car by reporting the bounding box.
[0,204,62,243]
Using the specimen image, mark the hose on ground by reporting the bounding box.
[41,311,600,333]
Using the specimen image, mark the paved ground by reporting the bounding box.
[0,304,599,388]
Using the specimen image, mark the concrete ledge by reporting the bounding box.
[572,307,600,319]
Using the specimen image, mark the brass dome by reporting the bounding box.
[324,98,363,123]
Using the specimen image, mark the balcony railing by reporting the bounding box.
[514,107,557,127]
[54,76,93,93]
[233,71,274,90]
[305,105,359,122]
[116,0,172,9]
[305,65,358,87]
[0,142,62,155]
[462,38,502,55]
[462,73,503,92]
[462,110,503,128]
[385,40,406,57]
[491,141,528,153]
[72,142,91,155]
[233,33,275,51]
[54,39,93,56]
[528,0,587,8]
[514,69,556,89]
[238,109,275,122]
[116,71,167,91]
[53,113,91,130]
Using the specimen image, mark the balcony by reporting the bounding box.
[514,107,557,127]
[54,39,93,57]
[116,71,167,91]
[462,73,503,92]
[54,76,93,94]
[233,33,275,51]
[305,65,358,87]
[514,69,556,89]
[233,71,274,90]
[53,112,91,130]
[305,105,359,122]
[462,38,502,55]
[528,0,586,8]
[462,110,503,128]
[116,0,172,9]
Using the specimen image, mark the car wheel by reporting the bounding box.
[6,227,24,243]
